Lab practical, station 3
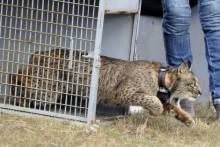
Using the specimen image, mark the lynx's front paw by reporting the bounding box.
[165,102,195,126]
[175,113,195,127]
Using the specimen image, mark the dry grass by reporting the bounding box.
[0,105,220,147]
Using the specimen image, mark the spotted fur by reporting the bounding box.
[9,49,201,125]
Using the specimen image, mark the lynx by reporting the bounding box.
[98,56,201,125]
[8,49,91,108]
[9,49,201,125]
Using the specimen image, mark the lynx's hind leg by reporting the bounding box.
[129,93,164,116]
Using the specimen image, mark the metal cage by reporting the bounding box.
[0,0,104,123]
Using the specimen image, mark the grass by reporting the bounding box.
[0,105,220,147]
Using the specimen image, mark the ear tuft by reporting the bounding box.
[177,62,190,74]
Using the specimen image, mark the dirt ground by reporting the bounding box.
[0,105,220,147]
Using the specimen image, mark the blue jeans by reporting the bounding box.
[162,0,220,104]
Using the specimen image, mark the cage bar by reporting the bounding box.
[0,0,104,123]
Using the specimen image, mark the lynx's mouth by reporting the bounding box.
[170,97,196,108]
[180,97,197,101]
[170,92,198,103]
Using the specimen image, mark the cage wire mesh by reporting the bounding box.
[0,0,104,122]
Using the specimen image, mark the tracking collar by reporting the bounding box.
[157,64,170,103]
[158,65,169,92]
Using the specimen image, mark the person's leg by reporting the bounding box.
[199,0,220,120]
[161,0,195,116]
[161,0,193,66]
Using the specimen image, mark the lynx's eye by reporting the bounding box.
[191,82,196,86]
[188,82,195,87]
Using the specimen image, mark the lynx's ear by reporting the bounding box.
[177,62,191,74]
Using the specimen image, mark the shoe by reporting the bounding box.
[214,104,220,121]
[180,99,195,117]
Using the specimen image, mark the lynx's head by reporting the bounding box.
[165,63,201,102]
